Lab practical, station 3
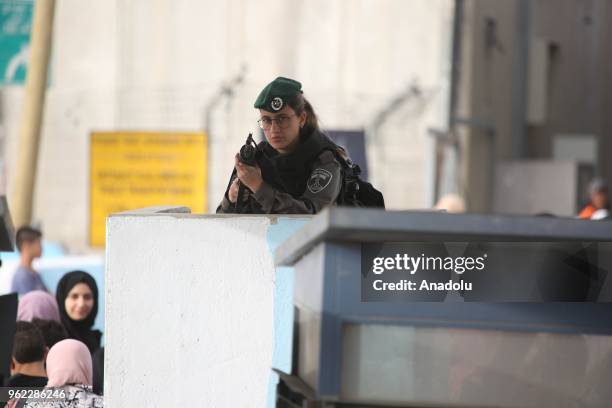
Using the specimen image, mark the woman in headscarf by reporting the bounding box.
[55,271,102,354]
[23,339,103,407]
[17,290,61,322]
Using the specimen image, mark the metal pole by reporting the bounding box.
[11,0,55,227]
[449,0,464,131]
[439,0,464,202]
[511,0,530,159]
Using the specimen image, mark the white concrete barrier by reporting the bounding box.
[105,207,309,407]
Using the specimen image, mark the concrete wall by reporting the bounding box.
[0,0,453,251]
[526,0,611,161]
[105,209,308,406]
[455,0,519,212]
[1,0,119,252]
[493,160,579,216]
[456,0,612,212]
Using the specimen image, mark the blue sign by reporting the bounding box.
[0,0,33,85]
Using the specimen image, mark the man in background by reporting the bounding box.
[579,179,609,220]
[10,226,47,295]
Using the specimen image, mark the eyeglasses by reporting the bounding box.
[257,114,296,130]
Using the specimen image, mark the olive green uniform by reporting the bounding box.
[217,130,343,214]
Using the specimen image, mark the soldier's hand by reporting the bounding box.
[228,178,250,204]
[235,154,263,193]
[228,178,240,203]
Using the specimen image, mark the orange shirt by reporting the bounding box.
[578,203,597,219]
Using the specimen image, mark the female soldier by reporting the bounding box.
[216,77,345,214]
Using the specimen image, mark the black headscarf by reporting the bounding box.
[56,271,102,354]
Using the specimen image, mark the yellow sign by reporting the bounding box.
[90,131,207,246]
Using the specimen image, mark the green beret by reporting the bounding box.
[254,77,302,111]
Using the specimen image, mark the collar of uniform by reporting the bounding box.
[274,130,332,167]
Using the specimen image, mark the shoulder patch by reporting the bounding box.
[307,168,333,194]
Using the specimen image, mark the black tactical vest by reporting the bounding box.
[258,130,338,199]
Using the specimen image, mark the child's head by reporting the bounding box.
[11,321,47,375]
